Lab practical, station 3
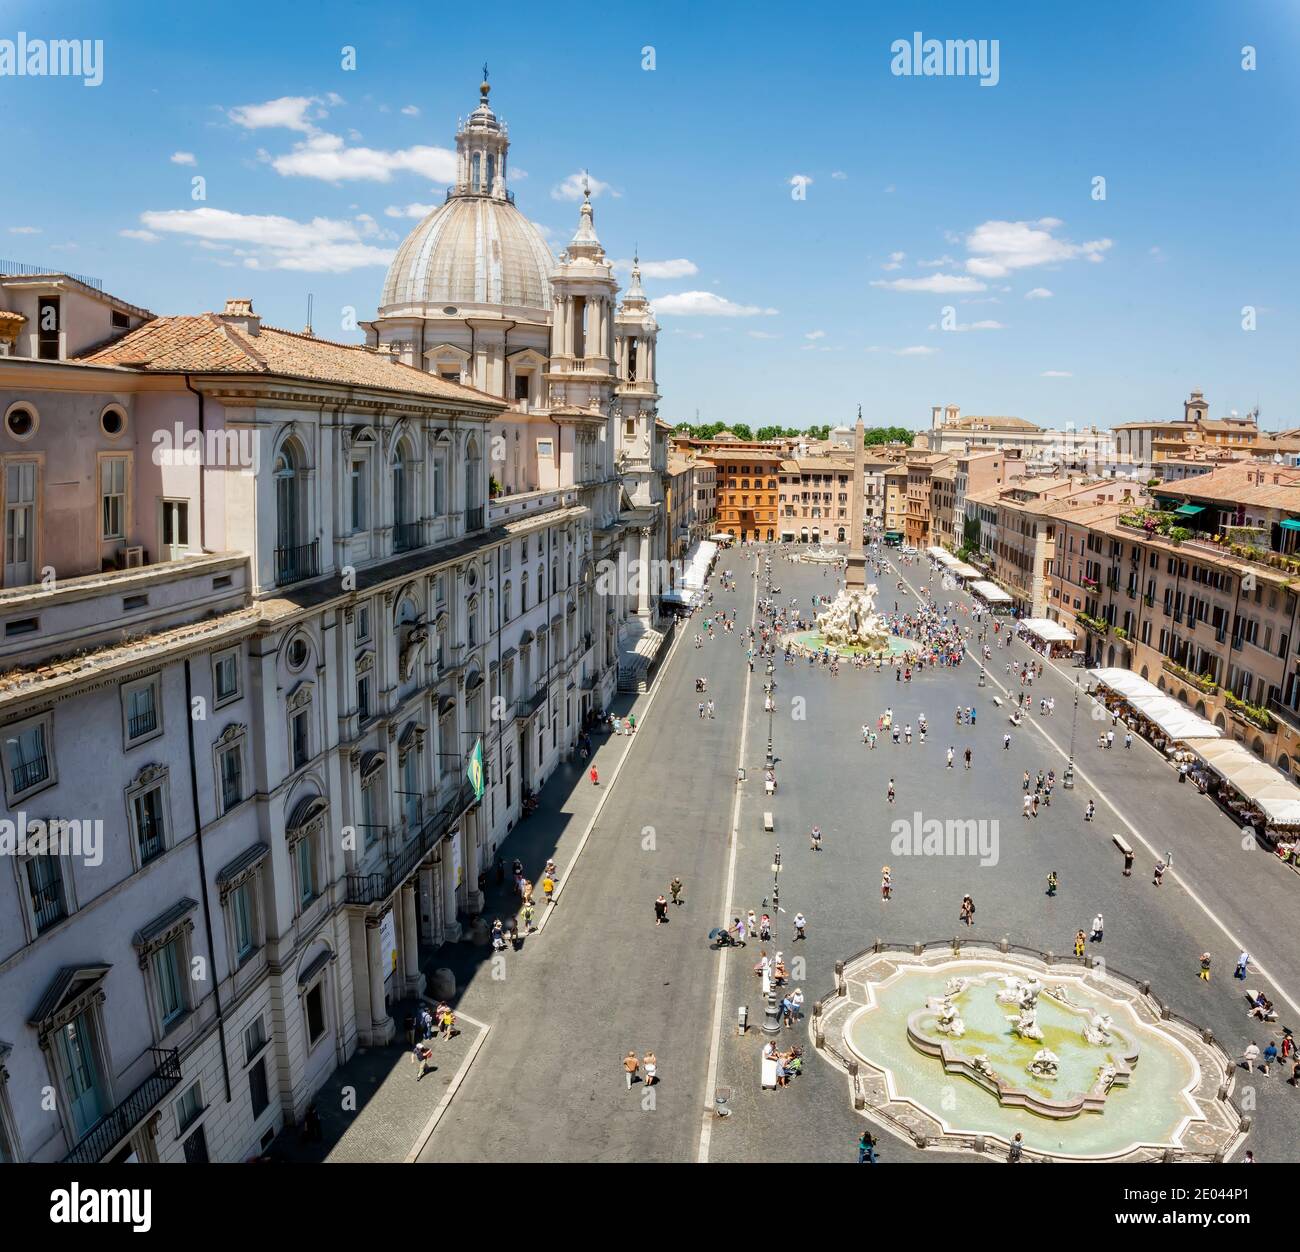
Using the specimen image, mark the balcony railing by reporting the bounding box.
[464,505,485,533]
[275,540,319,586]
[1269,697,1300,736]
[515,688,548,722]
[10,755,49,793]
[62,1047,182,1165]
[345,778,478,906]
[128,708,157,739]
[393,520,425,553]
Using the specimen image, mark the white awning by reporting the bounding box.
[1090,667,1162,701]
[1188,738,1300,824]
[681,539,718,589]
[950,561,981,580]
[1018,618,1075,644]
[709,532,733,542]
[1124,693,1222,741]
[971,580,1012,603]
[929,546,959,567]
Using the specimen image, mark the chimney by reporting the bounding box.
[219,298,260,337]
[946,405,960,425]
[931,405,943,429]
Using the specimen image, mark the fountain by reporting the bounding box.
[815,947,1245,1162]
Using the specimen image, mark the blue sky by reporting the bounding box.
[2,0,1297,429]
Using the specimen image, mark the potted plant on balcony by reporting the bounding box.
[489,476,503,499]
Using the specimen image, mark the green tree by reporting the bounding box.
[729,422,754,441]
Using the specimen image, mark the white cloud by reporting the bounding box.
[882,251,906,271]
[747,330,781,339]
[269,132,457,183]
[831,170,847,180]
[170,151,197,166]
[918,255,956,268]
[7,225,40,234]
[789,174,813,191]
[1024,287,1053,299]
[871,274,988,294]
[613,258,698,279]
[650,291,778,317]
[384,202,436,219]
[227,95,322,132]
[893,345,937,356]
[551,172,616,201]
[119,229,160,243]
[964,218,1112,278]
[401,104,420,117]
[931,319,1005,332]
[804,329,826,340]
[1041,370,1073,377]
[137,207,395,273]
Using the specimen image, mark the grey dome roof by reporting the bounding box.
[381,195,555,311]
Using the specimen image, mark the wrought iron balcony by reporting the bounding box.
[62,1047,182,1165]
[10,755,49,793]
[393,520,425,553]
[345,779,479,906]
[128,708,158,739]
[275,539,319,586]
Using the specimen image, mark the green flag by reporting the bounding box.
[467,737,485,801]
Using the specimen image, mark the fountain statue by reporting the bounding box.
[1028,1048,1061,1080]
[925,995,966,1037]
[1008,1004,1045,1041]
[944,976,972,997]
[1082,1011,1114,1046]
[814,582,893,651]
[995,974,1044,1011]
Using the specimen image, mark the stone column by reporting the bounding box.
[638,527,651,618]
[443,834,463,942]
[401,882,425,995]
[419,865,437,946]
[364,917,393,1040]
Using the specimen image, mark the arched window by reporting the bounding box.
[471,152,481,192]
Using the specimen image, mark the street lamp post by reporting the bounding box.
[762,845,783,1035]
[1064,677,1079,788]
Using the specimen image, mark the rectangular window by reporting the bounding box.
[155,939,186,1026]
[350,458,368,532]
[133,785,167,865]
[4,459,36,587]
[232,880,255,960]
[357,674,371,722]
[161,499,189,553]
[355,603,371,642]
[297,837,314,905]
[291,709,309,770]
[514,373,530,402]
[305,982,326,1046]
[248,1057,269,1118]
[174,1081,203,1135]
[213,651,239,704]
[125,679,159,743]
[433,456,446,514]
[101,456,127,540]
[26,853,67,932]
[219,744,243,812]
[244,1015,267,1063]
[6,718,51,797]
[37,296,60,359]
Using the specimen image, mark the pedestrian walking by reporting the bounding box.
[1003,733,1012,750]
[590,766,599,786]
[624,1050,640,1089]
[1124,731,1133,749]
[1198,951,1212,981]
[1122,849,1134,877]
[857,1130,878,1164]
[542,874,556,906]
[964,747,972,770]
[809,825,822,851]
[522,901,536,932]
[947,746,954,769]
[1084,800,1095,822]
[1090,913,1104,942]
[1153,859,1166,887]
[1074,929,1087,958]
[960,894,975,926]
[887,778,896,804]
[793,911,807,941]
[1235,950,1251,980]
[1263,1042,1279,1074]
[643,1051,658,1087]
[881,866,892,902]
[654,895,668,925]
[1023,794,1032,820]
[413,1038,435,1079]
[1046,871,1058,897]
[707,699,715,719]
[1242,1042,1260,1072]
[670,876,684,905]
[1007,1132,1024,1163]
[760,913,772,941]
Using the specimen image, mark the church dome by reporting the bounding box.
[381,194,555,312]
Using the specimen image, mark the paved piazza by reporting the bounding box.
[422,544,1300,1164]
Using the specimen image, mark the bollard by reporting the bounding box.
[1202,1027,1214,1045]
[1045,950,1054,965]
[1139,980,1150,996]
[913,942,924,956]
[814,1021,825,1048]
[1160,1004,1171,1020]
[973,1135,986,1154]
[813,1000,823,1019]
[999,936,1009,954]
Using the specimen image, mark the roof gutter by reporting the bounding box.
[183,374,208,552]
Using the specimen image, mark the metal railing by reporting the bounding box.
[0,259,103,289]
[10,755,49,793]
[128,708,157,739]
[62,1048,182,1164]
[275,540,319,585]
[345,779,478,906]
[393,520,425,553]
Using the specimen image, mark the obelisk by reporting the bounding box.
[845,409,867,589]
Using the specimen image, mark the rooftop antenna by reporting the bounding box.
[305,293,314,336]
